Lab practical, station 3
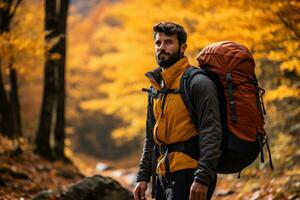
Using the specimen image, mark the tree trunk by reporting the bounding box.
[0,1,13,138]
[0,60,14,138]
[35,0,58,158]
[54,0,69,159]
[0,0,22,138]
[0,1,10,32]
[9,58,23,138]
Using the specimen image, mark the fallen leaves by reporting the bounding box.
[0,147,83,200]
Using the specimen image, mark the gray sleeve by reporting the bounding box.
[189,74,222,186]
[136,95,155,182]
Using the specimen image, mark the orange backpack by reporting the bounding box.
[180,41,273,174]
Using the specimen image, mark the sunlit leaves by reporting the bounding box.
[69,0,299,140]
[265,85,300,102]
[0,1,44,77]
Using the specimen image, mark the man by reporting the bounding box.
[133,22,222,200]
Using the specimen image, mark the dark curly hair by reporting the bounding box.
[153,22,187,46]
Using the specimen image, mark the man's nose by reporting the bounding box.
[158,42,166,51]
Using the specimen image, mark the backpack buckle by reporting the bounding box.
[226,72,232,82]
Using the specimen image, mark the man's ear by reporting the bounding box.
[180,43,187,54]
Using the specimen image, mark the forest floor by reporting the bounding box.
[0,137,84,200]
[0,149,83,199]
[74,153,300,200]
[0,136,300,200]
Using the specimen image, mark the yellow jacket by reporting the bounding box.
[146,57,199,175]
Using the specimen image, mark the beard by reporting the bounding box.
[156,49,181,68]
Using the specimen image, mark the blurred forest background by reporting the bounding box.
[0,0,299,199]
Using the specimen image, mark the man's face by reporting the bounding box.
[155,32,186,68]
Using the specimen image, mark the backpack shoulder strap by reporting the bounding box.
[179,66,207,127]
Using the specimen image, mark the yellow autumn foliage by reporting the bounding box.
[265,85,300,102]
[70,0,299,141]
[0,1,44,78]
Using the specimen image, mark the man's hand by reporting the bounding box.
[189,181,208,200]
[133,181,148,200]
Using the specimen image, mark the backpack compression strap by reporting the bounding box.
[179,66,208,127]
[225,72,238,122]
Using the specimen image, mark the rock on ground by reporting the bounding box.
[33,174,133,200]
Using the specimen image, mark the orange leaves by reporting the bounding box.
[0,1,44,77]
[67,0,300,142]
[265,85,300,102]
[0,146,83,199]
[0,32,31,61]
[50,53,62,60]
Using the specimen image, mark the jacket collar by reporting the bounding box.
[145,57,190,90]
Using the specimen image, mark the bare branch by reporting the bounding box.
[8,0,21,21]
[276,12,300,40]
